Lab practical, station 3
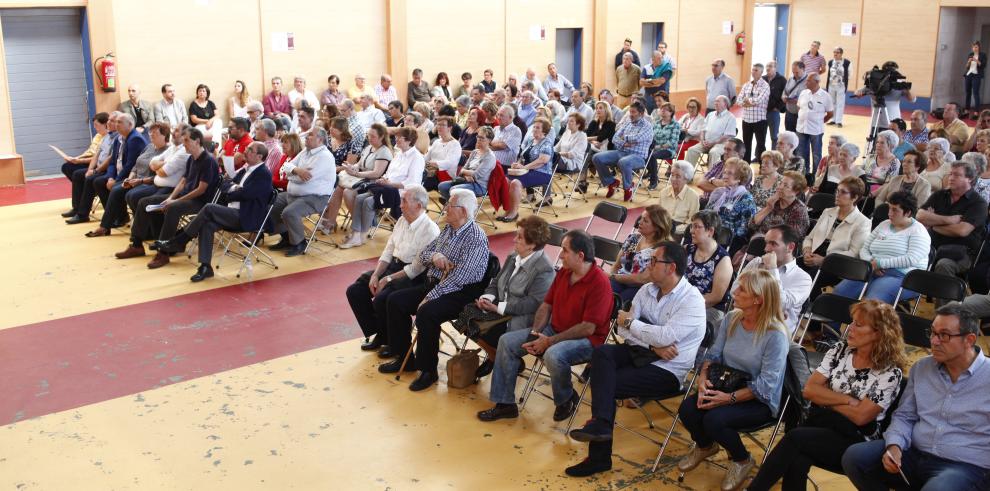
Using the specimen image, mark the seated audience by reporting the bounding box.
[685,96,736,168]
[82,114,148,233]
[490,105,522,165]
[458,107,486,159]
[776,130,805,174]
[422,116,462,191]
[917,159,988,279]
[843,303,990,491]
[345,185,439,353]
[227,80,254,120]
[373,74,397,109]
[554,113,588,173]
[800,177,871,281]
[320,74,346,108]
[337,99,367,148]
[677,268,789,491]
[355,94,386,130]
[735,225,813,335]
[115,127,219,268]
[439,126,496,200]
[287,76,319,127]
[889,118,915,161]
[705,158,757,253]
[268,128,336,257]
[407,68,432,108]
[752,150,785,208]
[262,77,291,120]
[749,170,810,239]
[645,102,681,189]
[221,117,253,171]
[566,242,706,477]
[964,150,990,202]
[684,210,733,324]
[138,124,190,217]
[659,161,700,236]
[153,83,189,127]
[377,189,490,392]
[469,216,555,378]
[592,101,653,202]
[340,127,424,249]
[253,119,283,177]
[586,101,616,155]
[748,300,905,491]
[189,84,223,143]
[327,116,359,166]
[610,205,673,304]
[833,191,929,305]
[904,109,929,151]
[272,132,301,191]
[812,134,848,187]
[677,97,706,159]
[921,137,952,191]
[499,118,554,222]
[156,142,274,281]
[385,100,404,128]
[814,142,863,194]
[66,112,121,224]
[477,230,613,422]
[323,123,392,233]
[696,138,744,200]
[59,112,109,191]
[876,149,931,205]
[863,130,902,196]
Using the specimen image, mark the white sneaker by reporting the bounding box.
[721,457,754,491]
[677,443,720,472]
[338,234,364,249]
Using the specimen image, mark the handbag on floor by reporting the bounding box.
[446,349,481,388]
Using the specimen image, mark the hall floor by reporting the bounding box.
[0,107,959,490]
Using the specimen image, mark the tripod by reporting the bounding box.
[864,96,889,161]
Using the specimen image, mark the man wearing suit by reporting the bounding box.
[153,83,189,128]
[471,215,556,379]
[157,142,274,282]
[117,84,153,131]
[83,113,148,235]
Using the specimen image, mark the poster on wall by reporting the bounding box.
[529,25,546,41]
[722,21,734,35]
[272,32,293,52]
[841,23,857,36]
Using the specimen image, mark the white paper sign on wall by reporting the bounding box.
[722,21,734,35]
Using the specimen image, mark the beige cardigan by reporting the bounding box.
[875,175,932,205]
[802,206,871,257]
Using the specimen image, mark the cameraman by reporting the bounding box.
[853,61,915,145]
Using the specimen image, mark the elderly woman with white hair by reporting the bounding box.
[863,130,901,196]
[776,130,805,174]
[660,160,700,236]
[813,134,848,186]
[922,137,952,191]
[962,151,990,202]
[814,142,864,194]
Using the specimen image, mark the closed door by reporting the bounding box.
[2,8,91,177]
[555,28,582,85]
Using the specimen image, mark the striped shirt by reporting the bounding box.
[419,221,490,302]
[800,51,827,75]
[859,219,930,272]
[492,123,522,165]
[611,116,654,159]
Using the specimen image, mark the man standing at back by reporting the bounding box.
[615,52,641,109]
[796,73,834,173]
[705,59,736,114]
[740,63,771,162]
[614,38,640,68]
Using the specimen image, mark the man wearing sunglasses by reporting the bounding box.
[843,303,990,490]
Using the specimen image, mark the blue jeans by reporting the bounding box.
[767,111,781,150]
[842,439,990,490]
[489,325,593,406]
[438,180,485,200]
[833,269,917,305]
[965,74,983,110]
[592,149,645,190]
[798,132,823,174]
[678,393,773,462]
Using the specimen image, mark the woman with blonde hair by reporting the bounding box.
[228,80,253,119]
[748,299,905,491]
[677,268,790,491]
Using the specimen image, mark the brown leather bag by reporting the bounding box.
[446,349,481,388]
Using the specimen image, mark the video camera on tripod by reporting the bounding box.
[862,61,912,105]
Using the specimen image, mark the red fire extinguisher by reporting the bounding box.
[735,32,747,55]
[94,53,116,93]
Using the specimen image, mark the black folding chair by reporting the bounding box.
[584,202,628,240]
[548,224,567,268]
[593,235,624,269]
[871,203,889,230]
[893,269,967,316]
[794,253,872,344]
[897,312,932,350]
[806,193,835,220]
[216,188,280,279]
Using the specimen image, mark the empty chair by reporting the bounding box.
[806,192,835,220]
[893,269,967,315]
[794,253,872,343]
[584,202,628,240]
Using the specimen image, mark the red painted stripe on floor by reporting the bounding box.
[0,207,640,425]
[0,178,70,207]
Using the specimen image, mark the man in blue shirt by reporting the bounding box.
[842,303,990,490]
[591,101,653,202]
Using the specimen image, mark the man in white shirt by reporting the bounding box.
[152,83,188,128]
[156,142,273,282]
[796,73,834,174]
[565,90,594,124]
[522,67,549,103]
[734,225,812,335]
[543,63,576,104]
[685,96,738,167]
[287,76,319,130]
[269,128,336,257]
[565,242,706,477]
[356,94,386,131]
[346,184,440,352]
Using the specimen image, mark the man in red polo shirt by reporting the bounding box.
[221,117,253,173]
[477,229,613,423]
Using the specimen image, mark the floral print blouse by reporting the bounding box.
[616,232,654,275]
[752,173,783,208]
[816,342,903,437]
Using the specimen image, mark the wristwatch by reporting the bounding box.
[385,276,393,284]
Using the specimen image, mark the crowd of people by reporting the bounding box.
[53,37,990,490]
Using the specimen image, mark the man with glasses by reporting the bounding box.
[564,242,706,477]
[843,303,990,490]
[268,128,336,257]
[156,142,274,282]
[917,160,988,278]
[377,189,489,392]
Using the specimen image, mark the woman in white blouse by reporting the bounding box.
[800,177,871,283]
[322,124,393,234]
[813,142,864,194]
[227,80,254,119]
[677,97,706,160]
[921,138,952,191]
[422,116,462,191]
[340,127,425,249]
[554,113,588,172]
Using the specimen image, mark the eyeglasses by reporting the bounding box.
[836,189,852,196]
[649,257,674,266]
[926,329,968,342]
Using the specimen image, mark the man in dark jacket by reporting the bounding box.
[157,142,274,282]
[763,60,787,150]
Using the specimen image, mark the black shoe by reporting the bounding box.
[284,241,307,257]
[569,418,614,442]
[564,458,612,477]
[159,232,191,254]
[378,357,416,374]
[553,391,580,422]
[475,359,495,379]
[477,403,519,422]
[65,215,90,224]
[409,371,439,391]
[190,264,214,282]
[576,182,588,194]
[361,336,384,351]
[61,209,77,218]
[377,346,397,359]
[269,235,292,251]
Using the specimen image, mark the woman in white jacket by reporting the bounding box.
[799,176,872,292]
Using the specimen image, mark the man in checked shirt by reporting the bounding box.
[378,188,491,391]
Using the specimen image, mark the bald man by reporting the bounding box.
[118,84,153,131]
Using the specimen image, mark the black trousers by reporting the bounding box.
[75,173,108,215]
[385,281,476,373]
[747,427,857,491]
[99,182,129,229]
[345,260,417,342]
[61,161,84,180]
[69,167,89,211]
[93,175,113,212]
[129,193,202,245]
[183,203,243,265]
[645,149,673,186]
[784,112,798,132]
[742,120,768,162]
[587,344,681,464]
